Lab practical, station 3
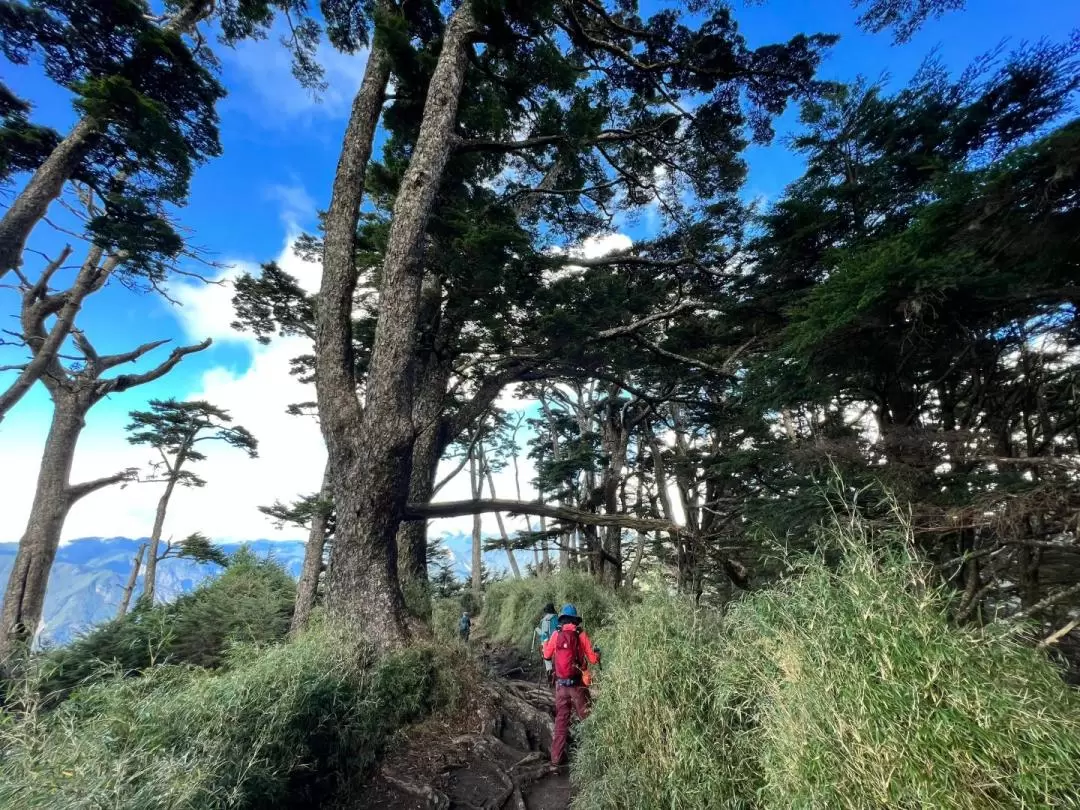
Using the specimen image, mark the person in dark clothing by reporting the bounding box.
[458,611,471,642]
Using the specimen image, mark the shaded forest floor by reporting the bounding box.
[351,642,575,809]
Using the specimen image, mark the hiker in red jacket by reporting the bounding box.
[542,603,600,766]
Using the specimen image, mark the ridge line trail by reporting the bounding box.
[352,636,575,809]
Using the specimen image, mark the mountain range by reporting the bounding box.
[0,532,512,647]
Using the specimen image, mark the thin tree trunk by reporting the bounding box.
[117,543,147,619]
[141,459,184,606]
[290,462,333,636]
[319,1,475,650]
[626,531,646,588]
[625,477,647,588]
[470,453,484,595]
[483,456,521,579]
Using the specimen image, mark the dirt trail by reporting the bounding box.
[353,643,575,809]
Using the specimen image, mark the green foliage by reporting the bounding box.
[127,399,258,472]
[0,81,59,184]
[574,515,1080,809]
[479,571,628,651]
[0,625,464,809]
[431,597,465,643]
[38,549,294,697]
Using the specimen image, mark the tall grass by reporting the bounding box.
[574,513,1080,809]
[480,570,628,650]
[37,548,295,700]
[0,622,463,809]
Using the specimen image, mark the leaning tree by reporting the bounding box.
[125,399,258,608]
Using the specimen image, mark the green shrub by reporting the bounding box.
[0,623,462,809]
[37,549,295,699]
[432,596,467,643]
[575,518,1080,809]
[480,570,628,651]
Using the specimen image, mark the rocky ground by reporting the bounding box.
[352,643,575,809]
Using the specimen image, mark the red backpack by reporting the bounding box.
[552,627,584,681]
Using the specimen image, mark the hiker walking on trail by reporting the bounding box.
[459,611,471,642]
[542,603,600,767]
[536,602,558,686]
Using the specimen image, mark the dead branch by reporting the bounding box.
[1039,617,1080,647]
[1008,582,1080,623]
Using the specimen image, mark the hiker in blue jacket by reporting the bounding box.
[458,611,471,642]
[535,602,558,685]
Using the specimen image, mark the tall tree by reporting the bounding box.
[125,399,257,606]
[0,0,324,416]
[313,0,835,648]
[0,324,209,665]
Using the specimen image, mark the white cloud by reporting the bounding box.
[579,232,633,259]
[0,236,327,544]
[223,25,370,123]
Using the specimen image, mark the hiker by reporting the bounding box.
[536,602,558,686]
[458,611,471,642]
[542,603,600,767]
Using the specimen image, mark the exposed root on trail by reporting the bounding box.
[382,770,450,809]
[351,643,573,809]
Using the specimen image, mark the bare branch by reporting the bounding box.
[567,252,691,270]
[433,421,486,496]
[594,301,696,340]
[96,339,171,372]
[67,468,138,504]
[633,335,733,377]
[1008,582,1080,623]
[99,338,212,397]
[31,245,74,296]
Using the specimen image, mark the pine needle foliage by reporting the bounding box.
[36,548,294,699]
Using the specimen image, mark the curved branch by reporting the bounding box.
[67,468,137,504]
[99,338,212,397]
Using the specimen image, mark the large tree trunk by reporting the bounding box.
[117,543,147,619]
[290,463,333,636]
[0,395,88,660]
[317,1,475,650]
[396,352,452,584]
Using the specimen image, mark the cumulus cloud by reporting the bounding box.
[1,221,643,546]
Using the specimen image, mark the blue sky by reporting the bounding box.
[0,0,1077,543]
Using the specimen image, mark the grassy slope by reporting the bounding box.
[573,532,1080,808]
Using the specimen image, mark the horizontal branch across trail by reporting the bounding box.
[405,498,679,534]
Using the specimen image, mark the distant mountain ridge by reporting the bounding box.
[0,533,511,647]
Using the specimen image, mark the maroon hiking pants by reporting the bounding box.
[551,684,590,765]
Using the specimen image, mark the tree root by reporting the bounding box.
[382,769,450,809]
[449,733,561,809]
